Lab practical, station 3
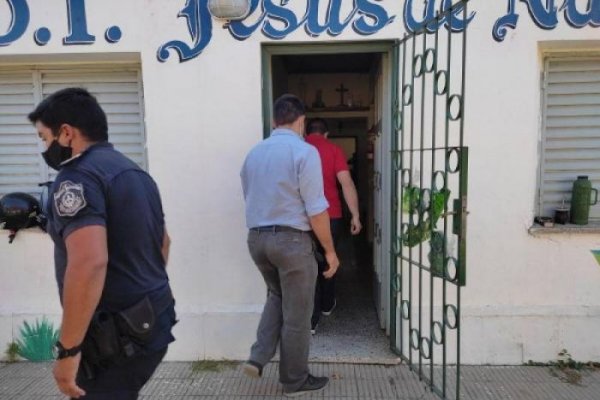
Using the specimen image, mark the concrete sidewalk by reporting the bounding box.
[1,361,600,399]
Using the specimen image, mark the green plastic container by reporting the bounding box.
[570,176,598,225]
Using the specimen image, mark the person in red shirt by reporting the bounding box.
[305,118,362,334]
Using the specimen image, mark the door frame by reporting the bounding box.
[260,41,398,334]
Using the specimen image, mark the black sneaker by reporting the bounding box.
[321,299,337,316]
[284,374,329,397]
[242,360,263,378]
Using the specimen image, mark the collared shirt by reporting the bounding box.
[305,134,349,219]
[47,142,175,350]
[241,128,329,231]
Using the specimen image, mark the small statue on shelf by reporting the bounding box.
[346,93,354,108]
[312,89,325,108]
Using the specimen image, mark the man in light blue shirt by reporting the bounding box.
[241,94,340,397]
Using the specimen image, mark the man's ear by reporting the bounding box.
[298,115,306,126]
[59,124,77,141]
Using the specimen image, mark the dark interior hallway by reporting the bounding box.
[308,226,400,364]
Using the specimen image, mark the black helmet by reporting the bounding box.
[0,192,42,243]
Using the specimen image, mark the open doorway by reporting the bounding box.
[264,44,398,363]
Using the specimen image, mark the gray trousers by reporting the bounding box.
[247,229,317,392]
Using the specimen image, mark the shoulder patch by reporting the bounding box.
[54,180,87,217]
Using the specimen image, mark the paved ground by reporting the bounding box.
[2,361,600,399]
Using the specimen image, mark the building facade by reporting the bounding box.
[1,0,599,365]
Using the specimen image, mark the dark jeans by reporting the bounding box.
[247,229,317,392]
[74,347,168,400]
[311,218,342,328]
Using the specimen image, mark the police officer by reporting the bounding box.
[28,88,176,399]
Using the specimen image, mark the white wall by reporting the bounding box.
[1,0,599,364]
[462,2,600,364]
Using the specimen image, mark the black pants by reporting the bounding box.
[312,218,342,328]
[73,347,167,400]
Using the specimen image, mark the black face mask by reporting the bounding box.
[42,138,72,171]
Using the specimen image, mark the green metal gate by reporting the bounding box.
[390,1,469,399]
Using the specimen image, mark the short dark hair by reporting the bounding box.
[306,118,328,135]
[28,87,108,141]
[273,94,305,127]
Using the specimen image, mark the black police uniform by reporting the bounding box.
[46,142,176,399]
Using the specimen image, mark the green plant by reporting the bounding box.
[191,359,239,373]
[15,318,60,361]
[429,231,445,277]
[527,349,600,386]
[525,354,600,370]
[431,189,451,224]
[592,250,600,266]
[555,349,589,371]
[402,186,421,214]
[402,186,451,248]
[4,342,20,363]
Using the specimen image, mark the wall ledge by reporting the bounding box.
[529,223,600,236]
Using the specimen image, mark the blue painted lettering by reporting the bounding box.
[521,0,559,29]
[445,0,475,32]
[493,0,519,41]
[494,0,600,41]
[157,0,213,62]
[0,0,599,62]
[404,0,475,33]
[63,0,95,44]
[0,0,29,47]
[353,0,395,35]
[303,0,327,37]
[230,0,386,41]
[262,0,301,39]
[303,0,357,37]
[404,0,437,32]
[562,0,600,28]
[228,0,265,40]
[324,0,357,36]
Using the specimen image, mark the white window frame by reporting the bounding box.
[538,53,600,223]
[0,63,147,197]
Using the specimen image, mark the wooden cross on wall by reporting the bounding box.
[336,83,349,106]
